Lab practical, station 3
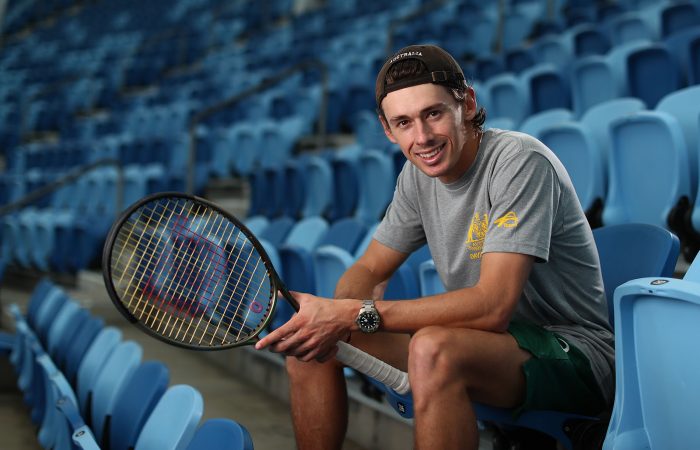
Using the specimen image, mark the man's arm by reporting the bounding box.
[375,251,534,334]
[333,239,409,300]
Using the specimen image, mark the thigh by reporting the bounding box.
[349,331,411,372]
[414,327,531,409]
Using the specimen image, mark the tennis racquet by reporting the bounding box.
[102,192,410,395]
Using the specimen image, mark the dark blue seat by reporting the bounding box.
[185,418,254,450]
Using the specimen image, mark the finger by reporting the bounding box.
[316,345,339,363]
[256,325,294,350]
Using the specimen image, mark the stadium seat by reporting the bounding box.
[185,418,254,450]
[580,97,646,182]
[539,122,605,225]
[664,26,700,86]
[356,150,395,225]
[134,384,203,450]
[518,109,574,139]
[603,242,700,450]
[300,156,333,218]
[90,341,143,446]
[656,85,700,198]
[418,259,445,296]
[329,149,361,221]
[570,55,620,117]
[483,73,530,127]
[76,327,123,420]
[520,64,571,114]
[603,111,691,240]
[110,361,170,450]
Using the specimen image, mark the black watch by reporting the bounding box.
[355,300,381,333]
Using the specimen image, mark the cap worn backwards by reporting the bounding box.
[375,44,467,108]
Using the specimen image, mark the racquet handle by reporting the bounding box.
[335,341,410,394]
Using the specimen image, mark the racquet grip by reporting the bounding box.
[335,341,410,395]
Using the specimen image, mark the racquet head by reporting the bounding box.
[102,192,291,350]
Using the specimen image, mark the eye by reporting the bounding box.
[396,119,410,129]
[427,109,442,119]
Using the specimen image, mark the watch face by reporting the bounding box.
[358,311,380,332]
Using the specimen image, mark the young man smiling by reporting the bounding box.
[256,44,613,450]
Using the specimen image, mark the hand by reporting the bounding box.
[255,291,356,363]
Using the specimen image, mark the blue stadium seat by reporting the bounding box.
[300,156,333,218]
[76,327,123,420]
[656,85,700,198]
[618,42,682,108]
[605,11,657,45]
[530,34,573,68]
[134,384,203,450]
[418,259,445,296]
[659,1,700,37]
[580,97,646,181]
[110,361,170,450]
[185,418,254,450]
[329,149,360,221]
[518,108,574,139]
[603,111,691,236]
[64,315,105,387]
[504,47,536,74]
[539,122,605,224]
[570,55,620,117]
[259,216,295,248]
[567,23,611,57]
[664,26,700,86]
[520,64,571,114]
[91,340,143,446]
[483,73,530,127]
[356,150,395,225]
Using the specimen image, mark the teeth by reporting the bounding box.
[418,145,442,159]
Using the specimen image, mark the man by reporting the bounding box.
[256,44,613,450]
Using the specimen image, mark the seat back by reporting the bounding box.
[110,361,170,450]
[603,111,691,230]
[92,340,143,445]
[593,223,680,325]
[356,150,394,225]
[185,418,254,450]
[134,384,203,450]
[571,55,619,117]
[76,327,122,417]
[604,275,700,449]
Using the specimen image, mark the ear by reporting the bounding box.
[378,114,398,144]
[462,86,478,122]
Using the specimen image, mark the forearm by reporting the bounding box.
[333,261,388,300]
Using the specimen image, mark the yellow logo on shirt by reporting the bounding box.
[494,211,519,228]
[466,212,488,260]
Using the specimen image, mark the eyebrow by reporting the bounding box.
[388,102,448,124]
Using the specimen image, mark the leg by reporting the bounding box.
[286,332,410,450]
[409,326,531,450]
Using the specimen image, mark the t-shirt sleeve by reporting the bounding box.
[373,166,427,254]
[482,149,561,262]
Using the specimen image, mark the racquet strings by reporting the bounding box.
[109,196,275,347]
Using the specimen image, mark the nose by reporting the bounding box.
[414,120,435,147]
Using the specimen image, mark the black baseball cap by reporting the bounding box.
[375,44,467,108]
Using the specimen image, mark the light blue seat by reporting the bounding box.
[570,55,620,117]
[418,259,445,297]
[377,223,679,449]
[606,11,657,45]
[243,215,269,236]
[91,340,143,446]
[259,216,295,248]
[518,108,574,139]
[567,22,611,57]
[185,418,254,450]
[274,216,330,328]
[540,122,606,224]
[45,300,81,361]
[64,315,104,387]
[356,150,395,225]
[603,256,700,449]
[329,150,360,221]
[110,361,170,450]
[313,222,375,298]
[483,73,530,127]
[619,42,681,108]
[76,327,123,419]
[35,352,100,450]
[134,384,203,450]
[603,111,691,237]
[580,97,646,183]
[300,156,333,218]
[656,85,700,199]
[384,244,432,300]
[520,63,571,114]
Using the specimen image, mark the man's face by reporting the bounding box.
[380,83,478,184]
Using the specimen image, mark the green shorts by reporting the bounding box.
[508,321,607,416]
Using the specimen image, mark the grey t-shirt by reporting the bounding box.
[374,129,615,403]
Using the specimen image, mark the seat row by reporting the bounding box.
[3,278,254,450]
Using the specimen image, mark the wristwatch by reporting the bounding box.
[356,300,381,333]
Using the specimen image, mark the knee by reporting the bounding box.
[408,326,462,385]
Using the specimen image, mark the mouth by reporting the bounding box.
[414,144,445,164]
